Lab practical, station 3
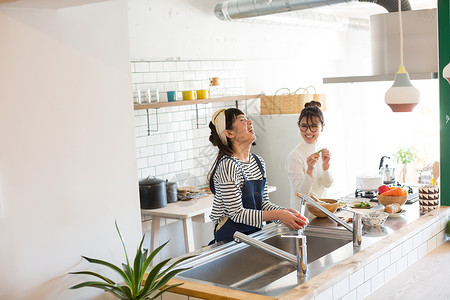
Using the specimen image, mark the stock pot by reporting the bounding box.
[139,177,167,209]
[356,173,383,191]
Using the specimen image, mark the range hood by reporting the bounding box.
[323,8,438,84]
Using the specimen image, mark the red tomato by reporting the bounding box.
[378,185,390,194]
[294,213,309,226]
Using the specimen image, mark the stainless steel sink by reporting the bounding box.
[177,224,352,292]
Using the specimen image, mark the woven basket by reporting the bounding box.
[260,87,326,115]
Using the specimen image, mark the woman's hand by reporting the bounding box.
[321,148,331,170]
[306,152,320,179]
[277,210,309,230]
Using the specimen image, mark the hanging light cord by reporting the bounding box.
[398,0,404,66]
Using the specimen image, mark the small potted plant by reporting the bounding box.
[393,147,417,183]
[69,221,193,300]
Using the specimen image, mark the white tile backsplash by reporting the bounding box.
[427,235,437,252]
[316,286,333,300]
[401,237,413,256]
[341,289,357,300]
[384,263,397,282]
[370,272,385,293]
[333,277,349,300]
[396,255,408,274]
[407,248,418,266]
[149,61,164,72]
[377,252,391,271]
[412,231,423,248]
[349,269,364,290]
[356,280,371,300]
[132,60,245,186]
[390,244,402,263]
[364,260,378,281]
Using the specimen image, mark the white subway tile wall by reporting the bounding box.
[131,59,251,187]
[330,213,449,300]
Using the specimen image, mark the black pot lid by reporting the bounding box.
[139,176,165,186]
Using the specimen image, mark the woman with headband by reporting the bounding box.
[208,108,308,244]
[286,101,333,212]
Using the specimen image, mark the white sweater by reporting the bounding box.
[285,141,333,211]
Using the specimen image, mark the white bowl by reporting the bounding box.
[362,211,389,227]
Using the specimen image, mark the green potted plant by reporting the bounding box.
[393,147,417,183]
[69,221,193,300]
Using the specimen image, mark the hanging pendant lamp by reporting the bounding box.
[443,62,450,84]
[384,0,420,113]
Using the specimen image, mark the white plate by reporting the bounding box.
[382,208,406,217]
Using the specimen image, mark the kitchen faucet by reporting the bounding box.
[297,193,362,247]
[233,231,308,276]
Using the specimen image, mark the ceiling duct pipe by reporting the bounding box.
[214,0,411,21]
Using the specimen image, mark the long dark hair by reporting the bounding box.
[298,101,324,127]
[207,108,244,191]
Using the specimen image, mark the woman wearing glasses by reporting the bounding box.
[208,108,308,244]
[286,101,333,211]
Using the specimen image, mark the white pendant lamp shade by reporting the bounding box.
[444,62,450,84]
[385,65,420,112]
[384,0,420,112]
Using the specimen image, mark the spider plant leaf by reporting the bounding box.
[82,256,131,286]
[68,271,115,285]
[132,235,146,292]
[115,221,134,286]
[140,240,169,283]
[122,263,136,293]
[151,268,191,292]
[118,284,134,299]
[137,248,149,284]
[69,281,119,290]
[140,258,171,293]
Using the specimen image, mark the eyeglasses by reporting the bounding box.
[299,124,320,132]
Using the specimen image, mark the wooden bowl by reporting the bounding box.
[306,199,339,218]
[377,194,407,207]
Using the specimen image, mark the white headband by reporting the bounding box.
[212,109,228,146]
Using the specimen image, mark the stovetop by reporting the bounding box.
[349,187,419,204]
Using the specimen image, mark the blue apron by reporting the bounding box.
[211,154,266,243]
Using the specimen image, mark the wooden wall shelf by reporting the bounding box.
[134,94,263,110]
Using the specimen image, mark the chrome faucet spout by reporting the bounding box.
[233,231,307,276]
[297,193,362,247]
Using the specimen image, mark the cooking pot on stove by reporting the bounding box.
[139,177,167,209]
[356,173,383,191]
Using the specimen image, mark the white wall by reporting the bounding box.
[0,1,142,299]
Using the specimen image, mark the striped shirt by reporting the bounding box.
[209,154,284,228]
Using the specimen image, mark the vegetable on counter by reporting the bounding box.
[380,187,406,196]
[354,201,371,208]
[378,185,390,194]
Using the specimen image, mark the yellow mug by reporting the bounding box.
[182,90,196,100]
[196,89,210,99]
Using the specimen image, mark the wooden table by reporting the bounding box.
[141,186,277,255]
